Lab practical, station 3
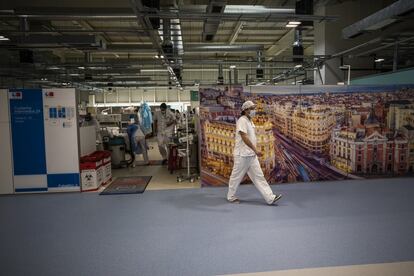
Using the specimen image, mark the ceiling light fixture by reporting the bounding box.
[160,55,164,59]
[288,21,301,25]
[154,55,159,59]
[286,24,298,28]
[375,58,385,63]
[229,65,236,69]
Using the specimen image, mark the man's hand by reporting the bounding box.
[255,150,262,157]
[240,131,260,156]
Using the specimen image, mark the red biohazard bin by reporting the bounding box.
[92,151,112,185]
[80,154,104,192]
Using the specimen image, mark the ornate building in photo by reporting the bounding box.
[401,125,414,172]
[387,100,414,130]
[252,113,276,175]
[203,119,235,178]
[273,103,335,155]
[273,102,294,138]
[330,111,410,175]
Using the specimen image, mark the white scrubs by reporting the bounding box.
[135,114,149,163]
[227,115,276,204]
[154,109,175,160]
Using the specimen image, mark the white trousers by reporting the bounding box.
[227,155,276,204]
[136,138,149,163]
[157,133,170,160]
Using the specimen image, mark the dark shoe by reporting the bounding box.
[270,194,282,205]
[227,198,240,204]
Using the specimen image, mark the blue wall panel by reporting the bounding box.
[9,89,47,175]
[47,173,80,188]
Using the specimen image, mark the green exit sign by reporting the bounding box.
[191,90,199,101]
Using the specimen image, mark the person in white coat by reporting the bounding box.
[227,100,282,205]
[154,103,176,165]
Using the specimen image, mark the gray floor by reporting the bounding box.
[1,178,414,276]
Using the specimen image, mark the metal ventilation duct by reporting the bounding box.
[0,35,106,49]
[293,29,303,63]
[202,0,227,41]
[186,45,263,52]
[342,0,414,39]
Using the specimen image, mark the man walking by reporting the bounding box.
[154,103,176,165]
[227,100,282,205]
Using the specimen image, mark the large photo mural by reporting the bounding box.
[200,85,414,187]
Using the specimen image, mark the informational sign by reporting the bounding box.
[9,89,47,176]
[8,88,80,193]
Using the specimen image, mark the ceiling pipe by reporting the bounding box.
[342,0,414,39]
[0,9,336,22]
[355,36,414,57]
[186,45,264,52]
[162,18,171,44]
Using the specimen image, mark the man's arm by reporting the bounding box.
[153,113,158,134]
[239,131,261,156]
[166,111,176,127]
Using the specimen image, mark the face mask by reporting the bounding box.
[249,110,256,117]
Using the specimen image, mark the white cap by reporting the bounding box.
[241,100,256,111]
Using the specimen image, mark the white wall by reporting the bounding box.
[0,89,14,194]
[88,87,191,107]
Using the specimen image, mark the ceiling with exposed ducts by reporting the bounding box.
[0,0,413,89]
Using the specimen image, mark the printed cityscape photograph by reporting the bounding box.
[200,85,414,187]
